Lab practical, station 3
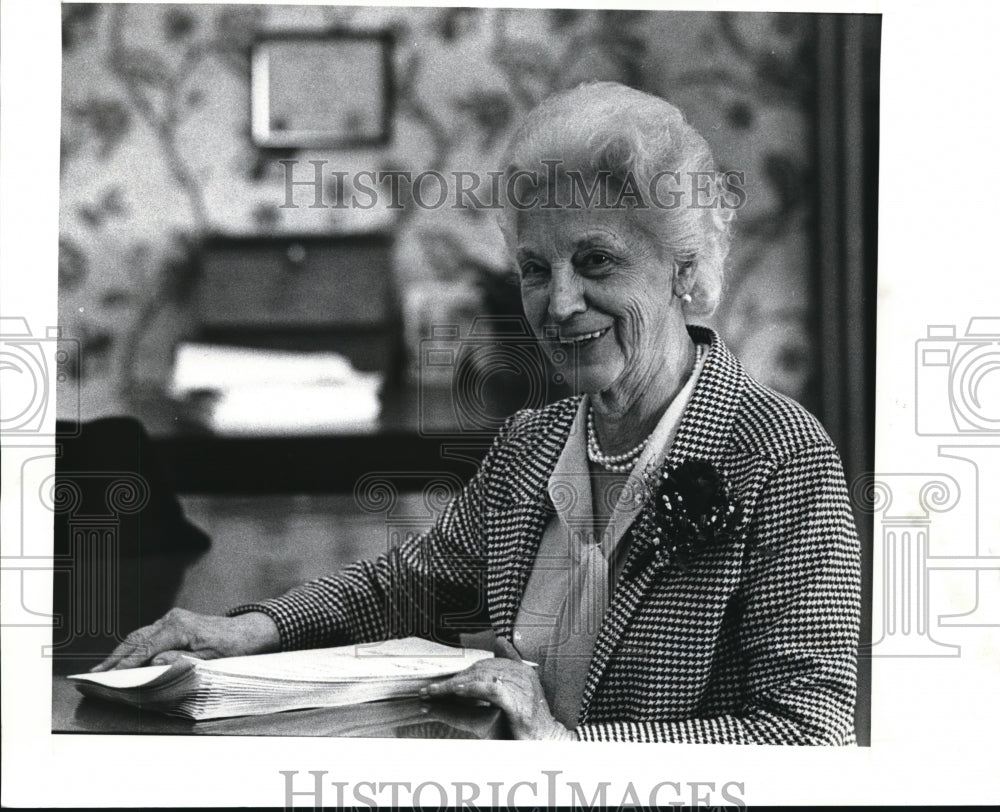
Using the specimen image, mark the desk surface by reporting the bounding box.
[52,675,507,739]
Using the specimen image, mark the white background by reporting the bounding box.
[2,0,999,806]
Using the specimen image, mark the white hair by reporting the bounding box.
[499,81,733,317]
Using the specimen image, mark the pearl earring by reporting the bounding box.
[681,293,693,304]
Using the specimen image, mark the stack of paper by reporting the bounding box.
[69,637,491,721]
[170,343,382,434]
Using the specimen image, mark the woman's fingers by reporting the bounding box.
[419,657,573,740]
[90,610,192,671]
[423,662,496,696]
[91,628,178,671]
[423,672,510,714]
[420,661,529,712]
[90,610,279,672]
[151,649,211,666]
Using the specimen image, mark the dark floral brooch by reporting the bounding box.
[631,458,746,573]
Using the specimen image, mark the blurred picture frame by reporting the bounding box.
[251,29,394,148]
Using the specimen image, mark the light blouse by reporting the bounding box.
[511,344,709,727]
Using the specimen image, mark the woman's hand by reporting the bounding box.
[419,637,577,741]
[90,609,281,671]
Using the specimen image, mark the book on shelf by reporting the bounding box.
[169,343,383,435]
[69,637,492,721]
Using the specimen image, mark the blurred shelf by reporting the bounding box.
[124,381,514,494]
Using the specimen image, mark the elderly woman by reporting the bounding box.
[95,82,861,745]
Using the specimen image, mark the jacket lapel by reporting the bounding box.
[487,398,578,639]
[578,325,748,720]
[661,325,746,471]
[487,497,553,640]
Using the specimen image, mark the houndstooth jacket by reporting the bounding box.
[230,325,862,744]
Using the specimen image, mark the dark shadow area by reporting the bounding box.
[51,417,211,675]
[811,13,881,746]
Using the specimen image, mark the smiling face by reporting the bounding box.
[516,202,686,400]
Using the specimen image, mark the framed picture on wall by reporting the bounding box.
[251,29,394,148]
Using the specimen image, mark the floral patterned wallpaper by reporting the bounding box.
[58,4,820,421]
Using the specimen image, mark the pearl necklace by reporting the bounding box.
[586,344,705,474]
